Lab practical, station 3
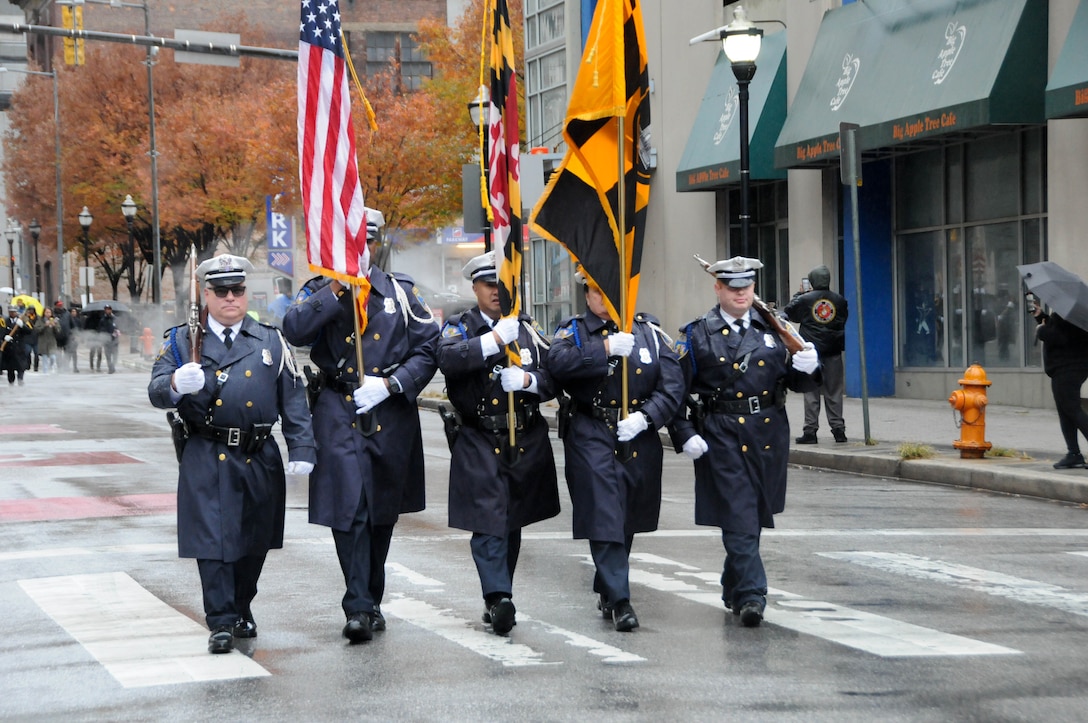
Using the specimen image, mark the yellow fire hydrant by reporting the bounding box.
[948,363,992,459]
[140,327,156,359]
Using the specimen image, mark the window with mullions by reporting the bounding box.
[363,31,431,90]
[727,181,790,305]
[894,128,1046,370]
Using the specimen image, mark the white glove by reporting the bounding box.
[616,411,649,442]
[492,317,520,345]
[15,318,23,328]
[173,362,205,395]
[791,343,819,374]
[683,434,709,460]
[285,460,315,476]
[500,366,527,392]
[608,332,635,357]
[3,335,11,343]
[353,375,391,414]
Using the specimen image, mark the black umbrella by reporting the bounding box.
[1017,261,1088,332]
[82,300,131,313]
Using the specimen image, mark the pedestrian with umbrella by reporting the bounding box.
[1020,261,1088,469]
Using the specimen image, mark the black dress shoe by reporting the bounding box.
[738,601,764,628]
[597,594,614,619]
[488,598,516,635]
[612,599,639,632]
[232,618,257,638]
[832,429,848,443]
[343,612,373,643]
[1053,453,1086,469]
[795,432,818,444]
[368,607,386,632]
[208,627,233,654]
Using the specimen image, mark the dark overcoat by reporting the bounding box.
[282,269,439,531]
[438,308,560,536]
[670,308,818,535]
[148,316,316,561]
[546,312,685,542]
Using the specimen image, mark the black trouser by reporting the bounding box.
[1051,369,1088,456]
[197,554,267,630]
[471,530,522,601]
[590,535,634,605]
[332,488,394,617]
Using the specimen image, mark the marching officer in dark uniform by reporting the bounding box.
[669,256,819,628]
[282,221,439,644]
[148,254,316,654]
[1,303,32,385]
[546,270,685,631]
[437,251,560,635]
[784,264,849,443]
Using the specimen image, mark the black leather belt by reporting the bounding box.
[190,423,274,452]
[702,393,782,415]
[572,401,641,425]
[324,376,357,396]
[466,407,540,433]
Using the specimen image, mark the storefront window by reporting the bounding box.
[896,129,1046,370]
[531,237,575,333]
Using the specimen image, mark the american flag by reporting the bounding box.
[298,0,369,283]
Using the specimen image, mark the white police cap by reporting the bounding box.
[706,256,763,287]
[197,254,255,287]
[462,251,497,283]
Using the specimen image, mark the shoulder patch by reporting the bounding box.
[441,322,464,339]
[554,322,576,340]
[673,329,691,359]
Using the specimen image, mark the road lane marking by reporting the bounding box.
[0,424,69,435]
[516,614,646,664]
[0,493,176,523]
[18,572,270,687]
[822,551,1088,619]
[628,555,1020,658]
[381,595,556,667]
[0,451,143,467]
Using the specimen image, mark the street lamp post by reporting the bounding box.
[721,6,763,259]
[29,219,41,299]
[5,222,16,292]
[121,194,137,302]
[0,66,62,303]
[78,206,92,304]
[467,85,493,253]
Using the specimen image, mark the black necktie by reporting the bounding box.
[735,319,747,337]
[222,328,233,349]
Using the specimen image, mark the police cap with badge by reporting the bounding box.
[197,254,256,288]
[705,256,763,288]
[463,251,498,284]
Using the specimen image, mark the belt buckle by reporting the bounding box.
[227,427,242,446]
[748,396,761,414]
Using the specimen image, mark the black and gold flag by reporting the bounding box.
[530,0,650,332]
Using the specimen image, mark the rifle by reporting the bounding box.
[692,254,806,354]
[187,244,204,361]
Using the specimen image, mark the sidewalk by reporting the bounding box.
[126,352,1088,506]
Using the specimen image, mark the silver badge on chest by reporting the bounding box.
[384,297,397,314]
[639,347,652,364]
[520,347,533,367]
[262,348,274,366]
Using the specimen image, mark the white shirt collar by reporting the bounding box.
[719,307,750,327]
[206,315,242,342]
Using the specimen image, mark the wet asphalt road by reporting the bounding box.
[2,362,1088,722]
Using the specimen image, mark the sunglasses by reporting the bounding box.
[210,285,246,298]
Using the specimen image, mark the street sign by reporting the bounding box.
[269,251,293,276]
[266,196,292,249]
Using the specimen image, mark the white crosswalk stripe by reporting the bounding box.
[17,572,270,687]
[628,554,1020,658]
[821,551,1088,618]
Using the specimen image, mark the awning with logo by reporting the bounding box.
[1046,0,1088,118]
[676,30,786,192]
[774,0,1047,169]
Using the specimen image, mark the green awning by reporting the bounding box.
[676,31,786,192]
[1046,0,1088,118]
[775,0,1047,169]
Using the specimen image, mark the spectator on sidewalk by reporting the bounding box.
[1031,298,1088,469]
[37,307,61,374]
[784,264,849,444]
[63,307,83,373]
[99,305,120,374]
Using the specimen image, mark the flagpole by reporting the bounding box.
[617,113,629,422]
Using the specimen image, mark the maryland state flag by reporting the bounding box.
[489,0,523,336]
[530,0,651,332]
